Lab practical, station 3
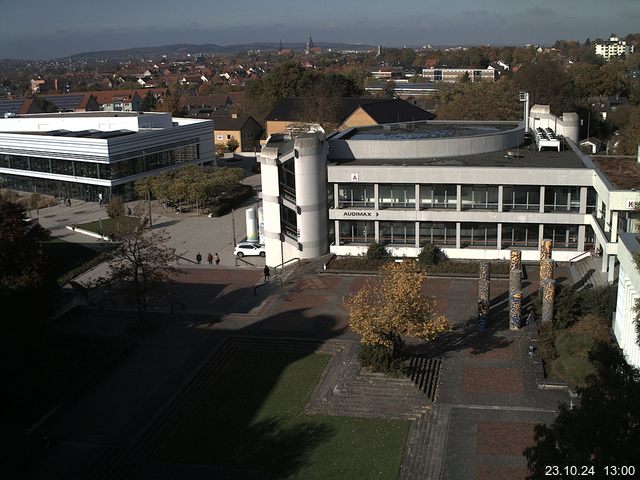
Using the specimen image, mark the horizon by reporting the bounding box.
[0,0,638,60]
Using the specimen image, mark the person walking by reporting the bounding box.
[214,253,220,266]
[196,252,202,264]
[263,265,271,282]
[207,253,213,265]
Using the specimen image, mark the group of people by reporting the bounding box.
[196,252,220,265]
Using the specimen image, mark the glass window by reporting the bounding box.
[29,157,51,173]
[502,186,540,211]
[544,186,580,212]
[0,154,9,168]
[586,188,597,214]
[279,158,296,202]
[339,221,375,244]
[502,223,539,248]
[380,222,416,245]
[543,224,579,249]
[338,183,375,208]
[74,161,99,178]
[378,184,415,209]
[51,158,74,176]
[419,184,456,209]
[419,222,456,246]
[281,206,297,240]
[460,223,498,247]
[10,156,29,171]
[461,185,498,210]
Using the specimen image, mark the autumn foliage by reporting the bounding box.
[345,261,451,351]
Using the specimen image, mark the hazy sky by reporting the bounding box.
[0,0,638,59]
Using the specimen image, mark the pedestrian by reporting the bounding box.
[263,265,271,282]
[196,252,202,264]
[207,253,213,265]
[98,193,103,206]
[214,253,220,266]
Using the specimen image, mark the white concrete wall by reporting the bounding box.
[614,234,640,369]
[529,105,580,143]
[0,112,175,132]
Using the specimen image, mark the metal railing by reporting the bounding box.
[568,250,593,263]
[273,257,300,275]
[235,256,256,267]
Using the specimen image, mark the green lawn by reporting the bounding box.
[42,237,107,284]
[76,215,140,235]
[155,348,409,479]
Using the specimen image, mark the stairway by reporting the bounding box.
[569,255,610,289]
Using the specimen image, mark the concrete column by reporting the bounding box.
[456,184,462,211]
[611,211,619,242]
[579,186,587,214]
[510,292,522,329]
[478,262,490,329]
[333,183,339,209]
[539,186,545,213]
[456,222,461,249]
[415,184,420,211]
[335,220,340,246]
[539,224,545,244]
[578,225,586,252]
[374,183,379,210]
[497,185,504,213]
[608,255,616,283]
[415,221,420,248]
[375,221,380,242]
[601,253,609,273]
[496,223,502,250]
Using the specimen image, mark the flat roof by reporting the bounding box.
[339,121,518,140]
[329,143,588,169]
[593,156,640,190]
[8,129,138,139]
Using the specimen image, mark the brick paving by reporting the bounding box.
[26,258,573,480]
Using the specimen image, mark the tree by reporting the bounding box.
[366,241,387,260]
[104,219,180,326]
[383,81,396,99]
[417,243,442,266]
[216,143,228,157]
[106,196,125,218]
[158,85,187,117]
[458,71,471,83]
[524,344,640,478]
[139,91,158,112]
[345,261,450,355]
[226,137,239,152]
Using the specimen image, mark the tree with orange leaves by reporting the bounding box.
[345,260,450,365]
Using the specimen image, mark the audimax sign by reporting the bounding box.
[343,211,379,217]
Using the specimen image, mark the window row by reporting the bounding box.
[335,183,596,213]
[0,144,199,180]
[337,220,582,250]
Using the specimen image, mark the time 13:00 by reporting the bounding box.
[545,465,636,476]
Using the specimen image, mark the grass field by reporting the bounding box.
[42,237,107,284]
[76,215,140,235]
[155,348,409,479]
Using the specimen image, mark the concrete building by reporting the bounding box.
[613,233,640,369]
[595,35,634,61]
[0,112,214,201]
[259,106,640,289]
[421,67,495,83]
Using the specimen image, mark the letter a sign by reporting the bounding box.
[350,173,359,181]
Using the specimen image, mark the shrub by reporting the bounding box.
[226,138,240,152]
[357,343,406,376]
[106,197,125,218]
[538,322,558,362]
[417,243,442,266]
[366,241,387,260]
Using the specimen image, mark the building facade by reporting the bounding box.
[259,112,640,285]
[595,35,635,61]
[0,112,214,201]
[421,67,495,83]
[613,233,640,369]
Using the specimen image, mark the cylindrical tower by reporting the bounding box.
[245,207,257,242]
[258,207,265,245]
[294,134,328,258]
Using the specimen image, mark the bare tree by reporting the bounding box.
[104,218,181,326]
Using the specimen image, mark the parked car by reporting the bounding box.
[234,242,266,258]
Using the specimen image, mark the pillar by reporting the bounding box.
[541,279,556,324]
[540,238,552,261]
[608,255,616,283]
[456,184,462,212]
[539,186,545,213]
[540,257,554,283]
[510,250,522,272]
[497,185,504,213]
[478,261,490,329]
[509,292,522,330]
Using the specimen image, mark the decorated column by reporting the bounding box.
[509,292,522,330]
[540,257,554,283]
[541,279,556,324]
[478,262,490,329]
[540,238,552,261]
[510,250,522,273]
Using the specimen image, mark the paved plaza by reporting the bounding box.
[25,189,573,479]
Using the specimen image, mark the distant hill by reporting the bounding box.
[58,42,376,61]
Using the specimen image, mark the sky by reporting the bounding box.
[0,0,638,59]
